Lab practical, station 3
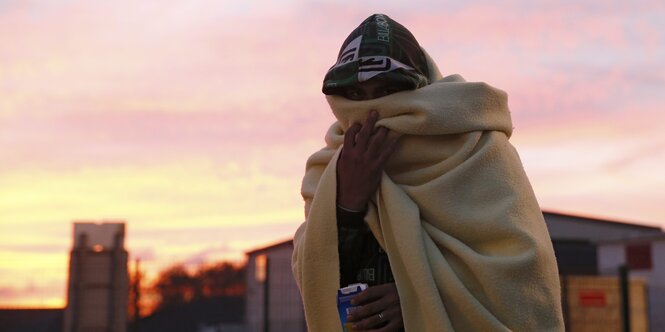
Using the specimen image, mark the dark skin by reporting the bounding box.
[347,283,402,332]
[336,78,406,331]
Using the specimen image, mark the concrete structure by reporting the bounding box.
[64,222,128,332]
[245,240,305,332]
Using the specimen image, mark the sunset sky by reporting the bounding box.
[1,0,664,308]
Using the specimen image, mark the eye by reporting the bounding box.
[376,87,401,98]
[343,88,365,101]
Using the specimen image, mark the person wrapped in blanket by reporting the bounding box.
[295,12,564,332]
[326,14,430,331]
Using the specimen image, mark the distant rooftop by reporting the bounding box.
[245,211,663,254]
[543,210,661,231]
[246,238,293,255]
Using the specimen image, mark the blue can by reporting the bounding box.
[337,283,368,332]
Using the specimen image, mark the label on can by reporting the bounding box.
[337,283,368,332]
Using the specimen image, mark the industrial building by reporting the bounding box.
[63,222,129,332]
[245,241,306,332]
[245,211,665,332]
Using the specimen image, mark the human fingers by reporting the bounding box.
[351,310,387,331]
[351,283,396,306]
[347,284,395,323]
[356,110,379,150]
[347,294,390,323]
[366,126,388,156]
[344,123,362,150]
[366,307,403,332]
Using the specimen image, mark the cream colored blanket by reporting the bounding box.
[292,73,564,331]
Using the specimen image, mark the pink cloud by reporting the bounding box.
[0,103,333,171]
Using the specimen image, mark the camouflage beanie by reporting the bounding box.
[322,14,430,95]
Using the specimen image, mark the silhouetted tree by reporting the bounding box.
[195,262,246,298]
[153,264,196,311]
[151,261,246,312]
[128,258,144,327]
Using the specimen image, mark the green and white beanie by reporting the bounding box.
[322,14,430,95]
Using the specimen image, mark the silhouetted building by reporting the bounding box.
[133,296,245,332]
[545,211,664,276]
[0,308,63,332]
[245,211,665,332]
[64,222,128,332]
[245,240,306,332]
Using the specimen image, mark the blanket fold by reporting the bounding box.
[292,73,564,331]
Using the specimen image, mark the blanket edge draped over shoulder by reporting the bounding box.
[292,72,565,331]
